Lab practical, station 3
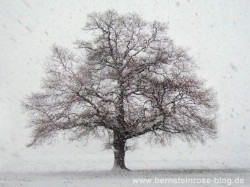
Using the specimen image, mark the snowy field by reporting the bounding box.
[1,169,249,187]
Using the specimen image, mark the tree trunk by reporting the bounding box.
[112,131,129,171]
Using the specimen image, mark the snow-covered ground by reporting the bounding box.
[1,169,249,187]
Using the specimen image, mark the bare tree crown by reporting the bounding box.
[23,10,217,148]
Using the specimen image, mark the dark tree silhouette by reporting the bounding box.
[23,10,217,171]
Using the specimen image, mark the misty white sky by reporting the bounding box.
[0,0,250,172]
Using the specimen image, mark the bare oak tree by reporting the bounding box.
[23,10,217,171]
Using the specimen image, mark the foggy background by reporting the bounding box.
[0,0,250,172]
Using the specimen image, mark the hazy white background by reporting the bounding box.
[0,0,250,172]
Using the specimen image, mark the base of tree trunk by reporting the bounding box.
[111,165,130,172]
